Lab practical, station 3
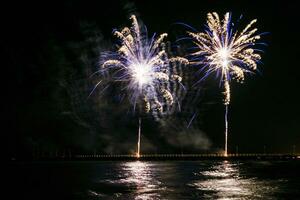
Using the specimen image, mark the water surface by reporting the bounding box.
[11,160,300,199]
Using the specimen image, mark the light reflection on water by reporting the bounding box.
[14,160,300,199]
[190,160,279,199]
[120,161,163,200]
[92,161,166,199]
[190,161,251,199]
[85,160,299,199]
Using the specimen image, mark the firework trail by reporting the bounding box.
[100,15,188,157]
[188,12,263,156]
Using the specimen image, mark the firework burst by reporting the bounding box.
[101,15,188,157]
[188,12,264,156]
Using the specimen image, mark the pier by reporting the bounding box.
[72,153,300,161]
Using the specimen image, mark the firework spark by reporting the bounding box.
[101,15,188,157]
[188,12,263,156]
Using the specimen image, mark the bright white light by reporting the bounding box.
[218,48,230,68]
[130,63,153,88]
[222,60,229,68]
[219,48,229,59]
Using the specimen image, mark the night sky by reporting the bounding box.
[7,0,300,159]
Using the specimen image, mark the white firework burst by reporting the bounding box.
[102,15,188,115]
[100,15,188,157]
[188,12,264,156]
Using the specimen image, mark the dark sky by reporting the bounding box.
[6,0,300,159]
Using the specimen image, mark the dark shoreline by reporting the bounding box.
[10,154,300,162]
